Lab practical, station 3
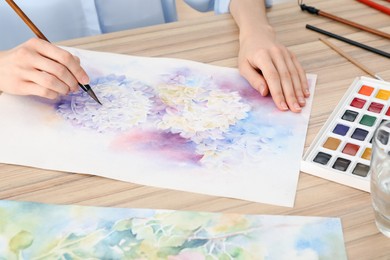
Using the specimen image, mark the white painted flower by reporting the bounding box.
[156,84,250,141]
[56,78,153,133]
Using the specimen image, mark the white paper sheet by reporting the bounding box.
[0,48,316,206]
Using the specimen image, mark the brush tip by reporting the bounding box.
[87,89,102,105]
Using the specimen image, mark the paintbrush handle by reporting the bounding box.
[319,10,390,40]
[300,4,390,40]
[5,0,48,41]
[319,37,381,80]
[306,24,390,59]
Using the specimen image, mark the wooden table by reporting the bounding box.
[1,0,389,258]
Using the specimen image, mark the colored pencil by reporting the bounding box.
[306,24,390,59]
[5,0,102,105]
[319,37,384,81]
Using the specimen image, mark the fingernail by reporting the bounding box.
[260,84,266,96]
[304,88,310,96]
[280,101,288,110]
[294,103,302,111]
[81,75,90,84]
[298,97,306,104]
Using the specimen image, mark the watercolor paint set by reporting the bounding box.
[301,76,390,191]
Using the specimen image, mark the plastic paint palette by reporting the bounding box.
[301,77,390,191]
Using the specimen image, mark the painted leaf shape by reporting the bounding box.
[132,224,155,241]
[158,234,188,248]
[181,239,208,249]
[9,230,34,253]
[157,212,209,231]
[62,230,107,248]
[113,218,133,232]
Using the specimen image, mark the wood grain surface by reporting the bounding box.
[1,0,389,258]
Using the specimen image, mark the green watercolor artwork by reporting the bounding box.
[0,200,347,260]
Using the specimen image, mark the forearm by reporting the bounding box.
[229,0,273,40]
[228,0,308,113]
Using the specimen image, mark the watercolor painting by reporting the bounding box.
[0,48,316,206]
[0,200,347,260]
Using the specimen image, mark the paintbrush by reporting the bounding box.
[306,24,390,59]
[5,0,102,105]
[319,37,384,81]
[300,3,390,40]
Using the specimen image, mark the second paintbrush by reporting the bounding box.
[319,37,384,81]
[306,24,390,59]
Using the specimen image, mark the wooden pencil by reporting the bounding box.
[319,37,384,81]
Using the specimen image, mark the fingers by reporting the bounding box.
[25,38,89,88]
[13,38,90,98]
[244,46,308,113]
[4,63,66,98]
[239,62,269,96]
[280,49,307,107]
[30,51,79,93]
[29,39,89,85]
[291,52,309,97]
[0,39,88,99]
[252,50,289,111]
[15,81,58,100]
[2,64,63,99]
[25,69,70,95]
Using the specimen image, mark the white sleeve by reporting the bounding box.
[214,0,230,14]
[183,0,230,13]
[0,0,101,50]
[183,0,271,14]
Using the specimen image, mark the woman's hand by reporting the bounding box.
[230,0,309,112]
[0,38,89,99]
[238,25,309,112]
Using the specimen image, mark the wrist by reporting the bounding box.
[239,24,275,43]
